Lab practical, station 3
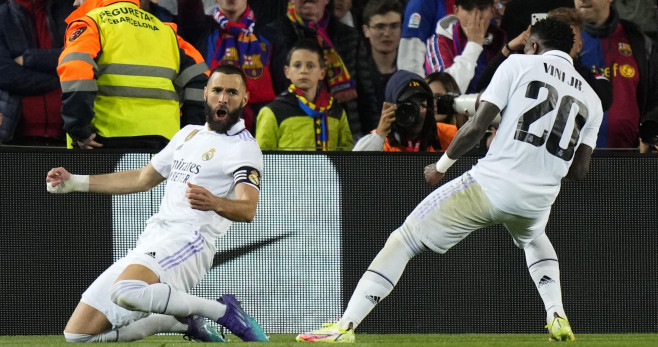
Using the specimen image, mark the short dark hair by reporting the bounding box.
[286,38,325,68]
[530,17,575,55]
[455,0,494,11]
[210,64,247,90]
[362,0,404,25]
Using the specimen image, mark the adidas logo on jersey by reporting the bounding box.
[146,252,156,258]
[365,295,381,304]
[538,275,555,287]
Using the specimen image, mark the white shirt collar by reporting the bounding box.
[204,119,246,136]
[541,50,573,65]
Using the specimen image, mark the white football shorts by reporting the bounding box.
[80,219,216,329]
[407,172,551,254]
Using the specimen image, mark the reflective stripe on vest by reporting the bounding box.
[85,2,181,140]
[175,62,207,88]
[183,87,205,102]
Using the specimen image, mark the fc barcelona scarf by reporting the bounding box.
[286,1,357,104]
[208,6,275,103]
[289,84,333,151]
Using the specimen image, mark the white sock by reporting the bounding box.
[524,233,567,323]
[114,314,187,342]
[339,227,426,330]
[109,280,227,322]
[64,315,187,342]
[64,332,114,342]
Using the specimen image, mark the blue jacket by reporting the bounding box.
[0,0,73,142]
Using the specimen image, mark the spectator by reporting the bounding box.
[176,0,276,134]
[425,0,506,94]
[262,0,362,139]
[0,0,75,146]
[501,0,573,39]
[48,64,268,343]
[333,0,354,27]
[255,39,353,151]
[353,70,457,152]
[576,0,658,149]
[356,0,404,134]
[425,71,468,127]
[57,0,208,151]
[397,0,455,76]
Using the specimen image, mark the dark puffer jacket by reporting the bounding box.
[0,0,74,142]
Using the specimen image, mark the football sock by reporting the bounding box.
[339,226,426,330]
[64,332,108,342]
[524,233,566,323]
[113,314,187,341]
[64,315,186,342]
[109,280,227,321]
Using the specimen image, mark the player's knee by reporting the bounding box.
[63,332,97,343]
[388,226,426,257]
[109,280,148,311]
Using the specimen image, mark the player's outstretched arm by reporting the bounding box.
[565,144,593,181]
[186,182,259,222]
[46,163,166,195]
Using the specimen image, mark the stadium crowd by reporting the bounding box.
[1,0,657,152]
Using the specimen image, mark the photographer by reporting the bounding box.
[353,70,457,152]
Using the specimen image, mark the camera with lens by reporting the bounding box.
[435,92,480,117]
[394,101,421,128]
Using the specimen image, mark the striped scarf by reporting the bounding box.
[288,84,333,151]
[208,6,275,103]
[286,1,357,103]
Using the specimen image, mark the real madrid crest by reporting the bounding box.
[202,148,215,161]
[185,129,199,142]
[248,170,260,186]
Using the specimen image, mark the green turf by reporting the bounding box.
[2,334,658,346]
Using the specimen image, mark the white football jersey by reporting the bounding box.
[470,50,603,216]
[150,119,263,238]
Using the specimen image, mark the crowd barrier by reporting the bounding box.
[0,148,656,334]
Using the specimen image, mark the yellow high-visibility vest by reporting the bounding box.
[85,2,181,141]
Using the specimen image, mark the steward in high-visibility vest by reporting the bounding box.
[58,0,209,150]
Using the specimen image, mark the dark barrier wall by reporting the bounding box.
[0,149,656,335]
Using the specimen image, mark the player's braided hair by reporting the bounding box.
[530,17,575,55]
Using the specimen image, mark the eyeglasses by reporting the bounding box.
[367,22,402,32]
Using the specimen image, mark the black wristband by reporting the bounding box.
[505,42,513,52]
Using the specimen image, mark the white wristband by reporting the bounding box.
[435,155,457,173]
[47,174,89,194]
[70,174,90,192]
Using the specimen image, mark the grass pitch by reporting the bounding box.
[1,334,658,346]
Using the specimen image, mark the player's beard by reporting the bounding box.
[205,103,242,134]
